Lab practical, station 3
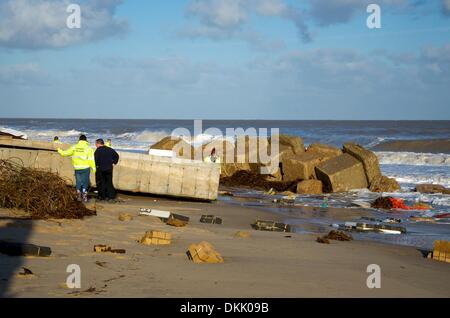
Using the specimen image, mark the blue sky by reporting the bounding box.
[0,0,449,119]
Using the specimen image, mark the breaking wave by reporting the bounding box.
[376,151,450,166]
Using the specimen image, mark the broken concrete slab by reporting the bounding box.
[369,175,400,193]
[307,143,342,157]
[282,152,333,181]
[343,143,381,186]
[315,153,368,192]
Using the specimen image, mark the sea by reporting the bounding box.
[1,118,449,249]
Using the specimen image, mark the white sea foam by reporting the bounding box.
[376,151,450,166]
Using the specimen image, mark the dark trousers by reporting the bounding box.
[96,169,116,200]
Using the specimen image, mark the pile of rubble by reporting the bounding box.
[150,134,400,195]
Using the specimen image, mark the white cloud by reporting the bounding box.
[0,0,128,50]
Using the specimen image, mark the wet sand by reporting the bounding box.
[372,139,450,154]
[1,194,450,298]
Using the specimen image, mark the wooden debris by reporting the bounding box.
[166,213,189,227]
[118,213,133,221]
[93,245,126,254]
[325,230,353,241]
[0,241,52,257]
[252,220,290,232]
[140,231,172,245]
[430,240,450,263]
[234,231,250,238]
[200,215,222,224]
[187,241,224,264]
[316,237,330,244]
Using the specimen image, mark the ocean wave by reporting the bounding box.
[116,130,169,143]
[376,151,450,166]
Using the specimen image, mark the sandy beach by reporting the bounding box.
[1,193,449,298]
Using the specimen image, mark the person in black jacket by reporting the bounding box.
[94,139,119,201]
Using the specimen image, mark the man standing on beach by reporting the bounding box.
[94,138,120,202]
[57,135,96,202]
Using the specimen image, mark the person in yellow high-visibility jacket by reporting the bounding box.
[57,134,96,202]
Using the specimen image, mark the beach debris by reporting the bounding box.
[428,240,450,263]
[234,231,251,238]
[200,215,222,224]
[187,241,224,264]
[352,201,373,209]
[17,267,34,277]
[371,196,431,211]
[220,170,297,192]
[93,245,126,254]
[265,188,276,195]
[361,217,401,224]
[219,190,234,196]
[252,220,291,232]
[332,222,406,234]
[140,231,171,245]
[283,152,336,182]
[0,241,52,257]
[316,237,330,244]
[118,213,133,222]
[0,159,96,219]
[415,184,450,195]
[139,208,171,219]
[95,261,108,268]
[369,175,401,193]
[166,213,189,227]
[325,230,353,241]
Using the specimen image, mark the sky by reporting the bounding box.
[0,0,449,120]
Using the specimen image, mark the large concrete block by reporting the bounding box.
[315,153,369,192]
[343,143,381,185]
[307,143,342,157]
[282,152,333,181]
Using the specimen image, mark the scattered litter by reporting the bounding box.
[166,213,189,227]
[219,191,234,196]
[252,220,291,232]
[95,261,107,268]
[316,237,330,244]
[371,196,431,211]
[0,159,96,219]
[118,213,133,221]
[324,230,353,241]
[0,241,52,257]
[200,215,222,224]
[139,208,171,219]
[265,188,276,195]
[93,245,126,254]
[332,222,406,234]
[140,231,171,245]
[352,201,371,209]
[428,240,450,263]
[361,217,401,224]
[17,267,34,277]
[234,231,250,238]
[410,216,436,223]
[187,241,224,264]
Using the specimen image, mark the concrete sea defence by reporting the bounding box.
[0,138,220,201]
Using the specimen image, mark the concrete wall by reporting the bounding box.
[0,141,220,201]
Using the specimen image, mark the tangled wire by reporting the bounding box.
[0,159,96,219]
